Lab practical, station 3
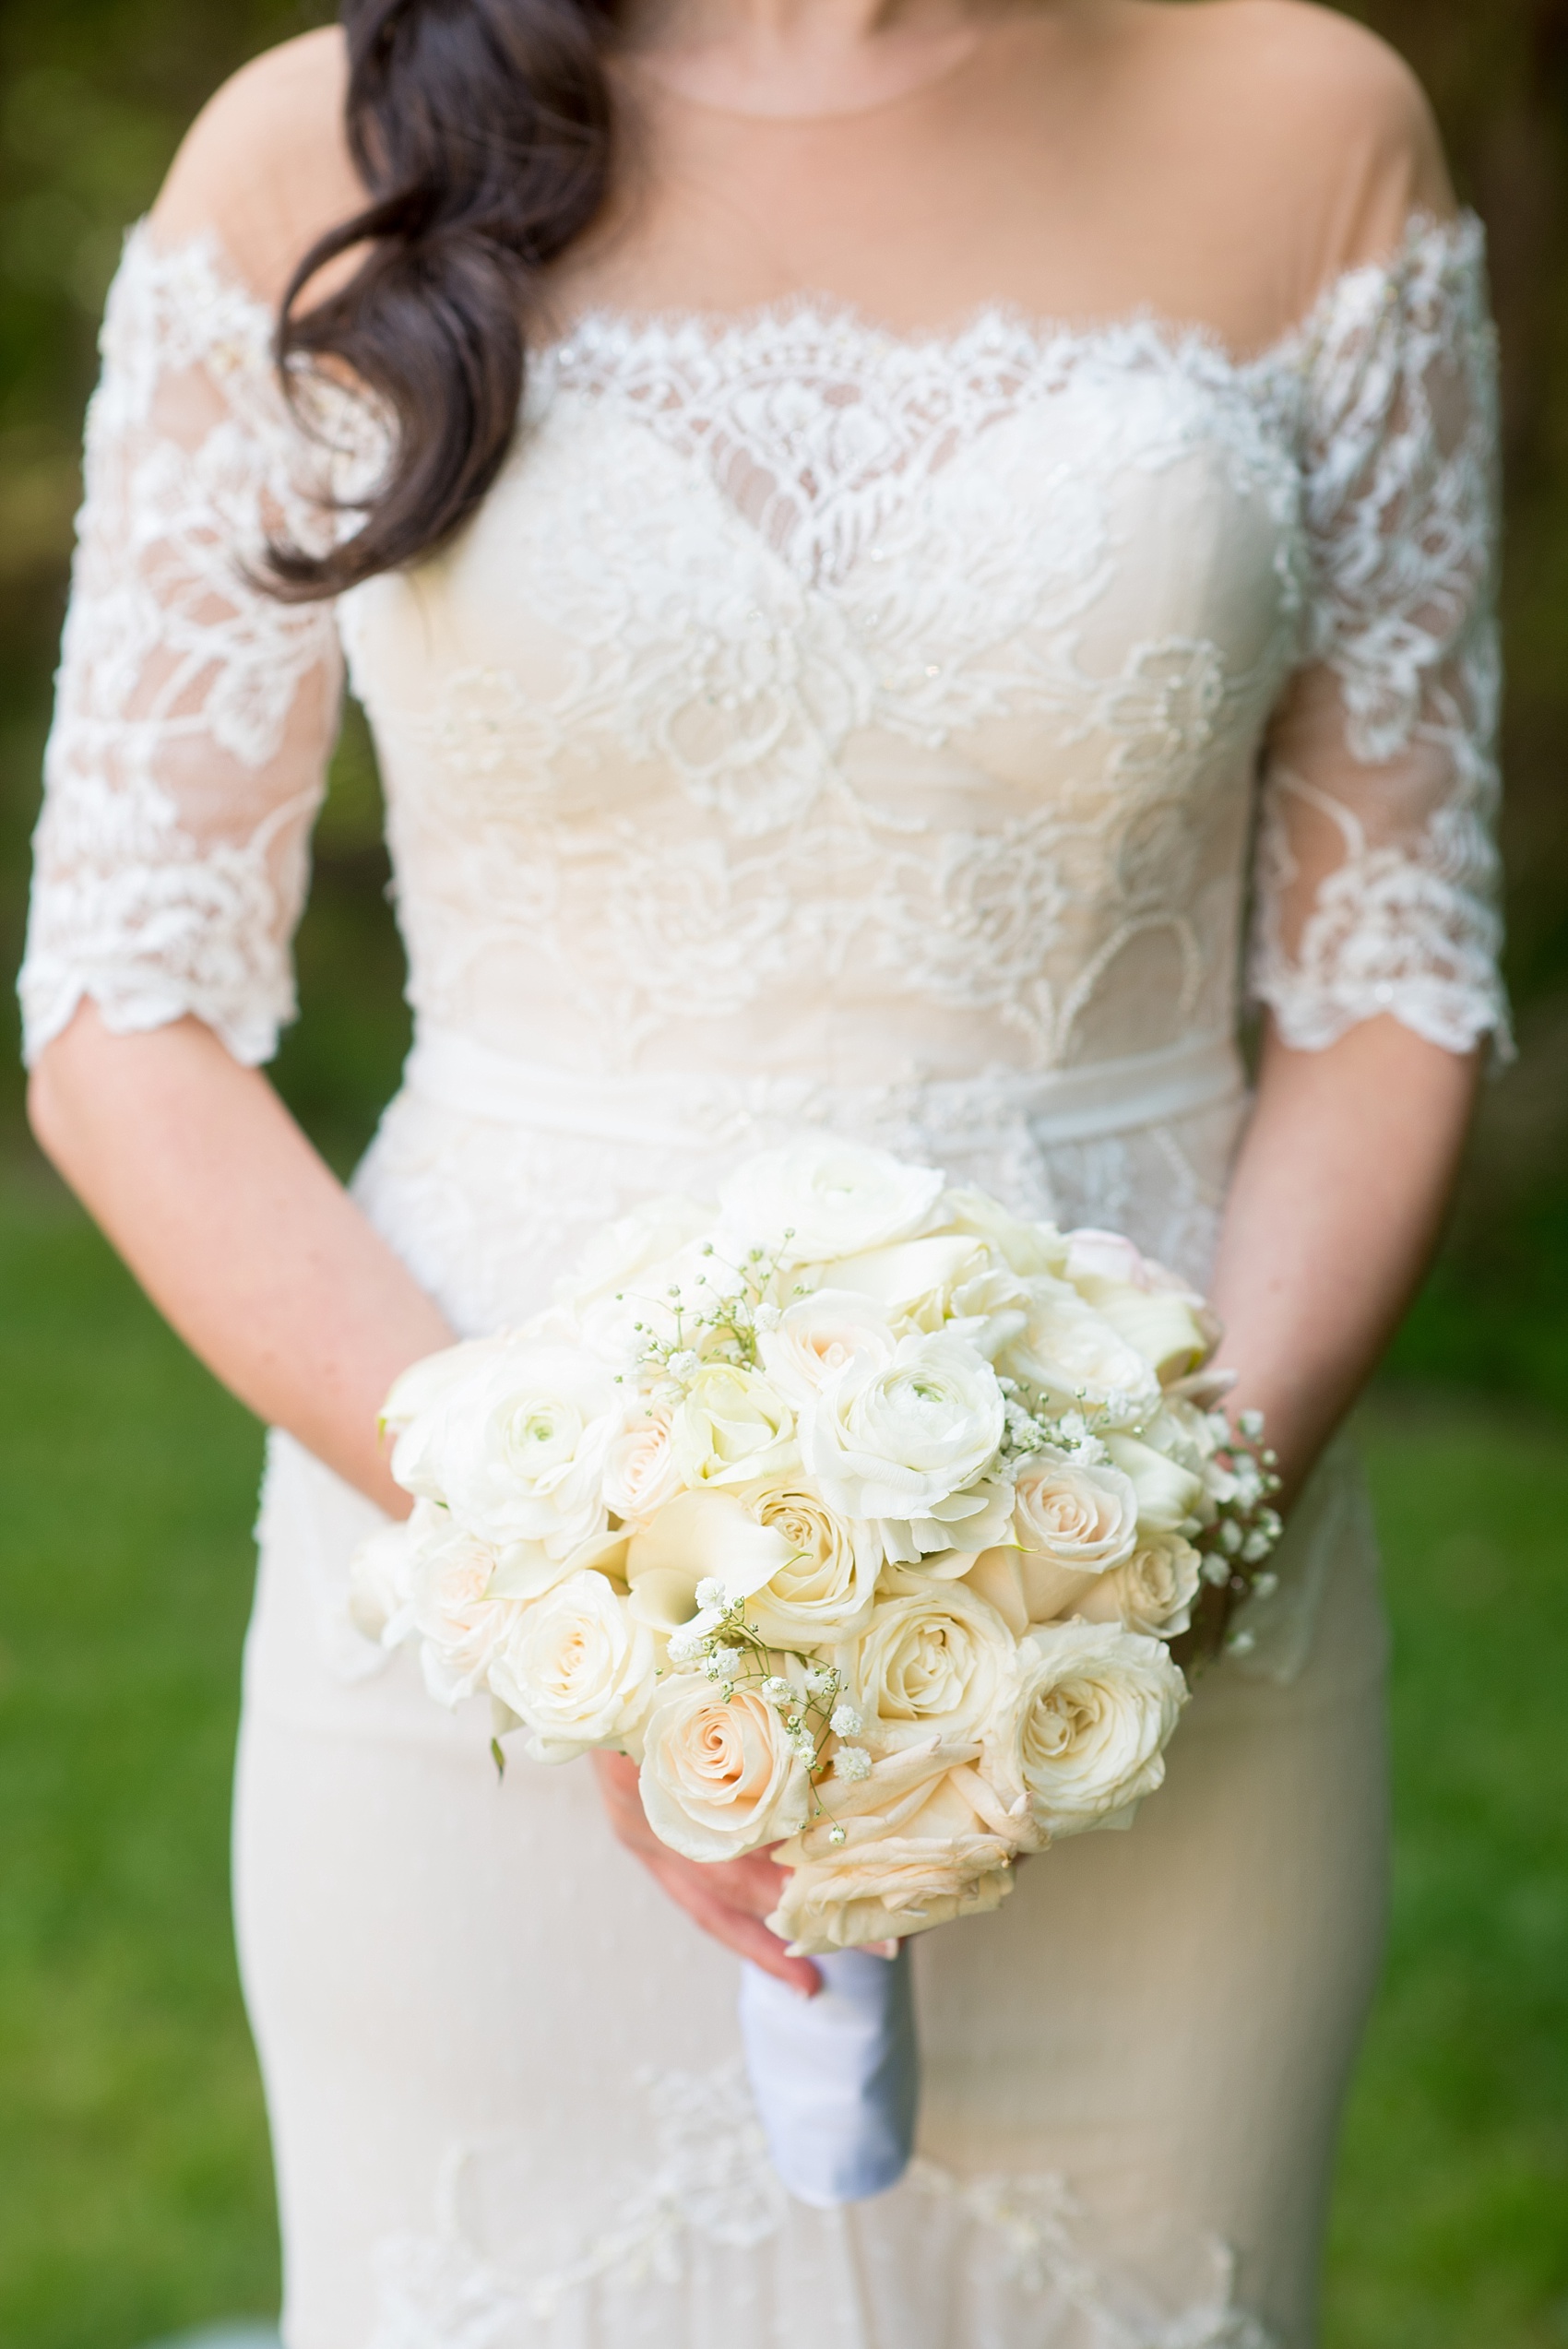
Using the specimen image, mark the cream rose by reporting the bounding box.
[389,1335,618,1557]
[801,1330,1005,1560]
[738,1479,882,1645]
[488,1570,658,1763]
[717,1137,944,1266]
[838,1578,1016,1755]
[968,1453,1141,1631]
[988,1620,1187,1841]
[999,1282,1161,1426]
[671,1363,797,1489]
[1076,1532,1203,1639]
[768,1751,1020,1953]
[639,1679,812,1860]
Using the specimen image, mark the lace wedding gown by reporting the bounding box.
[19,125,1503,2349]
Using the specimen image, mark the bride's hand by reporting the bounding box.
[591,1750,823,1998]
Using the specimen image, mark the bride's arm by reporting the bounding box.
[1206,1017,1479,1509]
[19,42,444,1512]
[29,1010,451,1514]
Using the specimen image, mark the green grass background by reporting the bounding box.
[2,0,1567,2342]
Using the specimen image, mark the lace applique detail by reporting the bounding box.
[18,228,344,1065]
[1247,212,1507,1053]
[366,2061,1277,2349]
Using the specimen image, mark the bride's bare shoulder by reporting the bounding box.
[148,27,363,302]
[1157,0,1454,253]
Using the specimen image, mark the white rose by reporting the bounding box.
[625,1488,794,1634]
[1076,1533,1203,1639]
[489,1570,658,1762]
[999,1282,1161,1426]
[1063,1229,1219,1384]
[737,1480,883,1645]
[671,1363,797,1489]
[768,1749,1020,1953]
[1101,1430,1206,1531]
[933,1188,1070,1279]
[348,1515,418,1645]
[967,1454,1140,1631]
[988,1620,1187,1842]
[756,1289,899,1411]
[838,1578,1016,1755]
[380,1335,510,1441]
[717,1137,944,1266]
[602,1413,684,1524]
[801,1330,1005,1560]
[404,1507,525,1706]
[554,1192,710,1315]
[639,1678,812,1860]
[390,1335,619,1556]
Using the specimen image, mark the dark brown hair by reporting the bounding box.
[270,0,618,599]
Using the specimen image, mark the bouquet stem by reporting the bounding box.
[738,1942,920,2206]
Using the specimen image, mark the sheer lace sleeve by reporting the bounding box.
[18,226,342,1067]
[1248,212,1508,1056]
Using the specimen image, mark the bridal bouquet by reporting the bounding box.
[350,1140,1282,1959]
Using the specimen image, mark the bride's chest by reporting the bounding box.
[341,314,1310,840]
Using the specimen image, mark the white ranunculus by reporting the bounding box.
[624,1488,793,1634]
[718,1137,945,1266]
[380,1335,510,1441]
[390,1335,619,1556]
[998,1281,1161,1426]
[987,1620,1187,1842]
[837,1577,1016,1755]
[1076,1533,1203,1639]
[801,1330,1005,1558]
[768,1748,1020,1953]
[737,1480,883,1645]
[671,1363,797,1489]
[639,1678,812,1860]
[756,1290,898,1411]
[489,1570,658,1762]
[966,1453,1141,1631]
[601,1413,684,1525]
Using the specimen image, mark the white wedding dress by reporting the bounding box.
[19,137,1503,2349]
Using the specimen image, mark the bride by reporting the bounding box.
[19,0,1502,2340]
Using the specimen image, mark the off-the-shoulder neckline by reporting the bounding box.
[122,207,1484,386]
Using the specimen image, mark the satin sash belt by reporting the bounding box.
[401,1026,1245,1154]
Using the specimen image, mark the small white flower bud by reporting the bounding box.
[829,1702,862,1737]
[831,1745,873,1784]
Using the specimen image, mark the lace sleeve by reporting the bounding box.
[18,227,343,1068]
[1248,212,1508,1056]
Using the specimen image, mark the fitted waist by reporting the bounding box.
[398,1026,1246,1154]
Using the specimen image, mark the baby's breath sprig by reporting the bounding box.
[663,1579,861,1839]
[1179,1408,1285,1668]
[616,1231,797,1386]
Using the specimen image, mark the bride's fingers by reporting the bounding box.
[649,1855,821,1997]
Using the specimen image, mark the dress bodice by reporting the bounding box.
[18,210,1505,1314]
[345,300,1303,1087]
